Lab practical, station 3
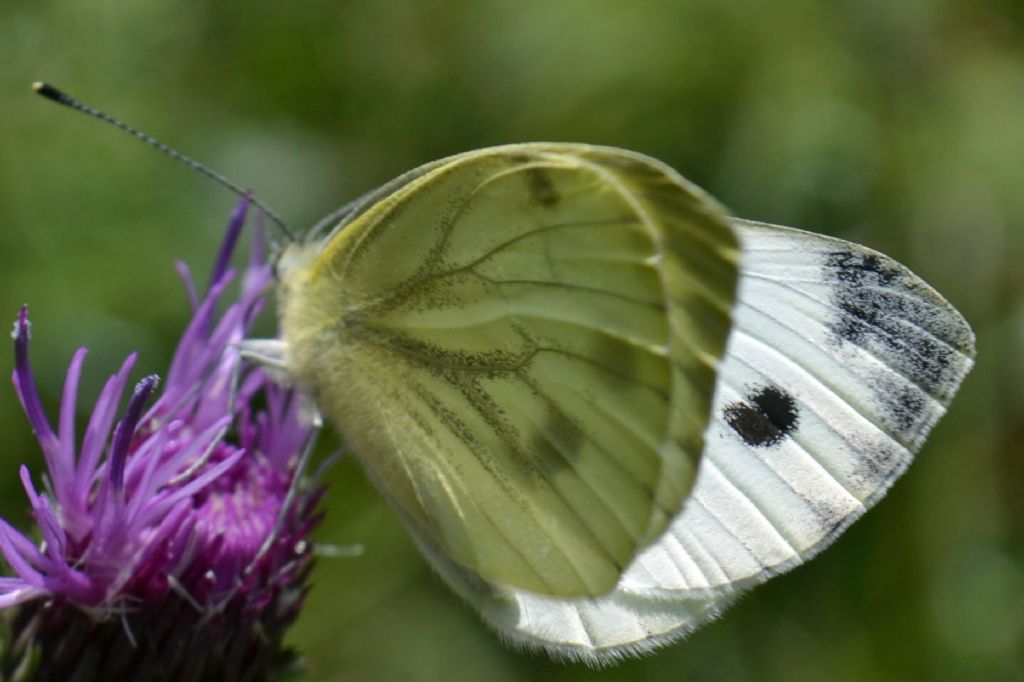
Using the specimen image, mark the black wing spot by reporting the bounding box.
[724,385,799,448]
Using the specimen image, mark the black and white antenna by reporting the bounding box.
[32,82,296,242]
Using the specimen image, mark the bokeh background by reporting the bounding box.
[1,1,1022,680]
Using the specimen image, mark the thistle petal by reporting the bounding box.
[109,375,159,494]
[2,198,321,681]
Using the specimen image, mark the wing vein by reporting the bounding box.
[454,377,627,588]
[723,353,883,502]
[743,271,972,361]
[701,459,802,555]
[502,380,641,548]
[406,380,583,592]
[734,306,931,448]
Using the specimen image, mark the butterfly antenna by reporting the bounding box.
[32,81,296,242]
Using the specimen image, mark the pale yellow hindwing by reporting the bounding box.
[281,144,740,596]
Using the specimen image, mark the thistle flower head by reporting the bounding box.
[1,199,320,681]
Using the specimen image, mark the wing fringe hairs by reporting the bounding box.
[403,218,974,665]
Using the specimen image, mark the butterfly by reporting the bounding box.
[246,143,974,663]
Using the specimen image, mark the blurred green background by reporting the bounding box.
[1,1,1022,680]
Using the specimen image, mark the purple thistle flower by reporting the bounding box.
[1,199,321,681]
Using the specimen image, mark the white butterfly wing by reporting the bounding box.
[622,219,974,599]
[409,218,974,663]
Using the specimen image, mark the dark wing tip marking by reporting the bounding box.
[825,250,912,349]
[822,250,965,383]
[723,384,799,448]
[822,247,973,440]
[827,251,898,286]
